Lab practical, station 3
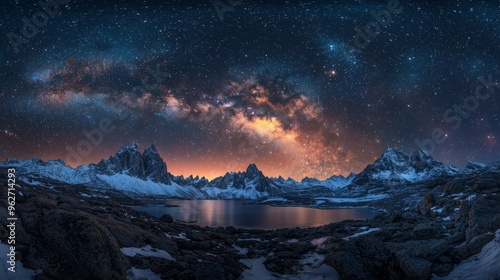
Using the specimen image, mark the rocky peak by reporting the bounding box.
[97,142,171,184]
[409,150,442,170]
[371,148,410,172]
[353,148,450,186]
[118,141,140,153]
[245,164,263,178]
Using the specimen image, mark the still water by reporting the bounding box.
[134,200,379,230]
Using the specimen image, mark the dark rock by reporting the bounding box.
[160,214,174,223]
[176,269,196,279]
[195,261,228,280]
[326,251,374,280]
[39,210,126,279]
[276,250,299,259]
[417,193,436,216]
[394,239,450,261]
[291,241,313,254]
[473,177,500,193]
[467,233,495,255]
[450,242,471,260]
[444,179,466,194]
[432,263,454,277]
[264,256,299,275]
[411,224,439,240]
[393,250,432,280]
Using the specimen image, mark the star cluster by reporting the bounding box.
[1,0,499,179]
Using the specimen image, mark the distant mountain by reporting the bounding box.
[352,148,460,186]
[300,173,356,190]
[201,164,282,199]
[0,144,488,200]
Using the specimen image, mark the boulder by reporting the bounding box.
[417,193,436,216]
[410,224,439,240]
[473,177,500,193]
[326,251,374,280]
[160,214,174,223]
[467,232,495,255]
[393,250,432,280]
[40,210,126,279]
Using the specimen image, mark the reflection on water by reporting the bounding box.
[134,200,379,230]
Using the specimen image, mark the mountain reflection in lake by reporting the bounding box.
[134,200,379,230]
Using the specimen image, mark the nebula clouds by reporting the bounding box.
[29,57,350,178]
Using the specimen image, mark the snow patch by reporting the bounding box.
[0,243,40,279]
[126,267,161,280]
[120,245,175,261]
[97,174,205,198]
[432,230,500,280]
[165,232,190,241]
[343,228,381,241]
[233,245,248,255]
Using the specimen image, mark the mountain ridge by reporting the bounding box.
[1,143,487,199]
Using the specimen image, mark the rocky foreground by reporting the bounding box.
[0,164,499,280]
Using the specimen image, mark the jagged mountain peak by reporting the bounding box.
[409,149,443,172]
[245,163,263,177]
[128,141,140,150]
[144,144,158,153]
[379,148,408,161]
[117,141,140,154]
[97,142,171,183]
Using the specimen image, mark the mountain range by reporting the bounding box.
[1,142,490,199]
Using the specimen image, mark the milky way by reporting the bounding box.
[1,0,499,179]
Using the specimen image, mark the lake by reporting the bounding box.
[133,200,379,230]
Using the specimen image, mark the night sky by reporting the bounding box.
[1,0,499,180]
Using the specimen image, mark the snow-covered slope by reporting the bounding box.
[2,158,95,185]
[96,174,205,198]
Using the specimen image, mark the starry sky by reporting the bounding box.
[1,0,499,180]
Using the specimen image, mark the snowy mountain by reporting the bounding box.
[300,173,356,190]
[351,148,460,186]
[202,164,282,199]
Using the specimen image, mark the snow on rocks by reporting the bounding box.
[120,245,175,261]
[342,228,381,241]
[126,267,161,280]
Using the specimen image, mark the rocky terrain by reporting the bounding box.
[1,157,499,279]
